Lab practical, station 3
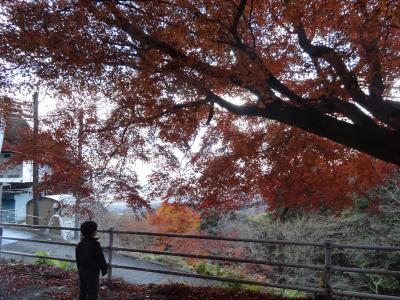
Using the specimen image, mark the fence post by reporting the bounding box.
[324,239,333,298]
[107,227,114,281]
[0,226,3,260]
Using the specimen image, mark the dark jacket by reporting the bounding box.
[76,237,108,276]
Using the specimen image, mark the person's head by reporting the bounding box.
[80,221,98,238]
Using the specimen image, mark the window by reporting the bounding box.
[3,153,11,158]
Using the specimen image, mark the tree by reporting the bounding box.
[146,117,394,214]
[0,1,399,164]
[0,1,398,213]
[148,202,201,256]
[149,202,201,233]
[258,123,394,212]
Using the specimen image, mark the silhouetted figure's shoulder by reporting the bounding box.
[79,237,100,247]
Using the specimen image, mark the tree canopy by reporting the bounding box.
[0,0,398,211]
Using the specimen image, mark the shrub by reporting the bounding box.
[34,251,75,270]
[207,204,400,295]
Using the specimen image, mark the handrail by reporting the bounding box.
[0,248,324,294]
[0,223,82,232]
[113,229,324,247]
[111,246,325,271]
[332,242,400,251]
[331,265,400,276]
[0,250,75,263]
[0,223,399,299]
[2,223,400,251]
[4,236,398,276]
[1,236,78,247]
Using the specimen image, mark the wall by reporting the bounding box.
[22,162,33,183]
[26,198,58,225]
[14,192,32,220]
[0,130,4,150]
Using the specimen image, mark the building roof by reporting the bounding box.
[44,194,76,206]
[4,182,33,189]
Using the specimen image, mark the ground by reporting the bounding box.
[0,261,313,300]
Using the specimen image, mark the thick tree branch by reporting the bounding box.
[296,24,365,101]
[296,23,400,129]
[207,91,400,165]
[71,1,400,165]
[247,0,256,48]
[206,102,214,125]
[363,39,385,100]
[231,0,247,43]
[307,97,377,128]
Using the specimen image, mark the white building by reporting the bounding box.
[0,103,33,223]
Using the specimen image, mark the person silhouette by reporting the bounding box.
[76,221,108,300]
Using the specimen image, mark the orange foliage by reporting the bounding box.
[149,202,201,233]
[147,202,241,263]
[147,202,211,261]
[0,1,399,213]
[1,0,400,165]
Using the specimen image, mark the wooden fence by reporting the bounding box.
[0,223,399,299]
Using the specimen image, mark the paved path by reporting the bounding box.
[0,228,214,286]
[1,228,36,246]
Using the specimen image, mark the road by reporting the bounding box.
[0,228,214,286]
[1,228,36,246]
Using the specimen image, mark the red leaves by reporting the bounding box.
[260,124,395,212]
[158,119,395,214]
[0,262,79,299]
[1,0,400,164]
[0,262,312,300]
[1,0,399,217]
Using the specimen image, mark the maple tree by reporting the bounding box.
[147,117,394,213]
[147,202,204,256]
[0,1,398,213]
[258,124,394,212]
[149,202,201,233]
[147,202,242,263]
[0,0,399,164]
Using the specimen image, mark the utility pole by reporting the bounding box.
[32,91,39,225]
[74,109,84,239]
[0,108,5,222]
[0,184,3,223]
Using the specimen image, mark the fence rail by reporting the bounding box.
[0,210,46,224]
[0,223,399,299]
